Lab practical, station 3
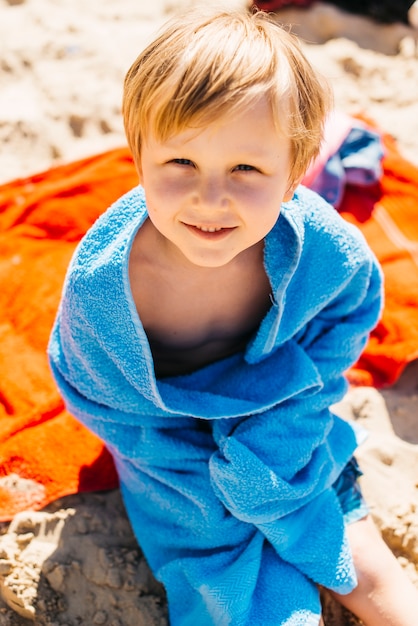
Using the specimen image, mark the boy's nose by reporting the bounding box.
[197,176,229,210]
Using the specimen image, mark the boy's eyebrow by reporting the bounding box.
[153,137,284,158]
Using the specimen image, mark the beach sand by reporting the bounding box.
[0,1,417,624]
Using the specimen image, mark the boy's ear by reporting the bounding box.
[136,160,143,185]
[131,149,143,184]
[283,178,302,202]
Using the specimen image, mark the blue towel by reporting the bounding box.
[48,184,383,625]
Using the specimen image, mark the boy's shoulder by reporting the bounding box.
[73,185,146,264]
[263,184,377,306]
[278,184,370,258]
[281,184,348,230]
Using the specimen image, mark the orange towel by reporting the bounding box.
[0,149,137,520]
[341,125,418,387]
[0,127,417,520]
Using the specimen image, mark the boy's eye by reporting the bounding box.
[234,164,257,172]
[171,158,194,167]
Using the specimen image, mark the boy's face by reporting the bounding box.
[138,95,296,268]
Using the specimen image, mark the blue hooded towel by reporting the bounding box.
[48,184,383,625]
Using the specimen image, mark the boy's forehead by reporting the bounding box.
[143,96,290,155]
[144,92,290,145]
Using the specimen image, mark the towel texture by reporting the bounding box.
[48,182,382,624]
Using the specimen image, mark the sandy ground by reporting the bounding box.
[0,1,417,624]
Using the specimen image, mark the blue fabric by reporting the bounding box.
[334,458,370,525]
[48,184,383,625]
[310,125,384,208]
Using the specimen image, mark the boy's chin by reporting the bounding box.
[178,247,243,269]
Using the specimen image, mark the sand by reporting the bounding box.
[0,1,417,624]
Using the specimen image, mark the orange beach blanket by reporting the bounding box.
[0,127,417,520]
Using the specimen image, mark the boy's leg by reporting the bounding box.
[330,515,418,626]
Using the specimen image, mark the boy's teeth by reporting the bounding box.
[199,226,222,232]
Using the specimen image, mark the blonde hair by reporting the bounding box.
[123,7,332,187]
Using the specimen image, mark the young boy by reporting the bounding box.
[48,8,418,625]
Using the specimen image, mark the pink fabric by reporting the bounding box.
[302,111,363,187]
[253,0,315,10]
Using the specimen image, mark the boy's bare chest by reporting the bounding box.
[129,252,272,378]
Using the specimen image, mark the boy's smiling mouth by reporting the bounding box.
[182,222,237,238]
[196,225,223,233]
